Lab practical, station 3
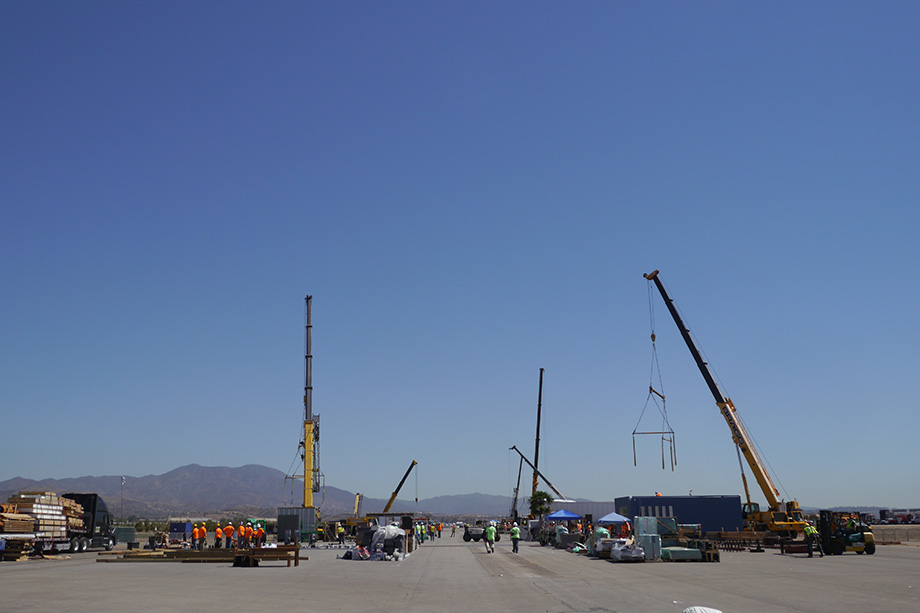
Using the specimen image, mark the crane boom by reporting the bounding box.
[643,270,781,509]
[644,270,806,535]
[509,445,571,502]
[383,460,417,513]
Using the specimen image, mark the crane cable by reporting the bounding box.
[633,282,677,470]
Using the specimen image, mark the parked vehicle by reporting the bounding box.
[818,510,875,555]
[9,491,116,553]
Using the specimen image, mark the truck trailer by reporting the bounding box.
[7,491,116,553]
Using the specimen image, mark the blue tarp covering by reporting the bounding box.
[545,509,582,520]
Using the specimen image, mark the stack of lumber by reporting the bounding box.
[7,492,73,539]
[0,537,34,561]
[0,513,36,534]
[98,546,303,567]
[61,497,85,530]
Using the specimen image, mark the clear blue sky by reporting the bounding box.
[2,2,918,509]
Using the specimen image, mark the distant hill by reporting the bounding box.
[0,464,513,518]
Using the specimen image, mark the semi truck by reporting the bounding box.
[9,491,117,553]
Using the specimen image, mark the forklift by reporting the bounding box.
[818,510,876,555]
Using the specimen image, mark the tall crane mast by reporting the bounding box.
[301,296,321,509]
[532,368,544,499]
[510,455,524,521]
[643,270,806,536]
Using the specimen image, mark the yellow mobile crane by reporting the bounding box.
[644,270,808,537]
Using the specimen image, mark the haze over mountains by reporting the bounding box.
[0,464,515,518]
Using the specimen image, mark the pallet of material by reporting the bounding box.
[0,513,36,533]
[0,538,34,562]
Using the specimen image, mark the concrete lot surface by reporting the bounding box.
[2,536,918,612]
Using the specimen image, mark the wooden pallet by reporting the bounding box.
[0,538,34,562]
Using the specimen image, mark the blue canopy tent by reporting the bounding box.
[544,509,582,520]
[597,511,630,524]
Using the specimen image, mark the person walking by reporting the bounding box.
[484,522,497,553]
[451,524,456,537]
[510,522,521,554]
[805,522,824,557]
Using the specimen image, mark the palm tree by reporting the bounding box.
[529,490,553,518]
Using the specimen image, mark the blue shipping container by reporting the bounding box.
[614,495,742,532]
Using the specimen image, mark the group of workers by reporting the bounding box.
[413,521,443,544]
[188,522,266,550]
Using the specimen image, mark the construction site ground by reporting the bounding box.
[2,534,918,612]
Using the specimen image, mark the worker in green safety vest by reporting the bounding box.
[484,523,497,553]
[804,523,824,558]
[510,522,521,554]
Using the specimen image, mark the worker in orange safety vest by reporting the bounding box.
[224,523,234,549]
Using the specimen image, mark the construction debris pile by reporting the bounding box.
[340,524,407,561]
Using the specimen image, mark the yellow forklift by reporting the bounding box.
[819,510,875,555]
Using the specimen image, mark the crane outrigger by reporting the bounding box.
[644,270,807,537]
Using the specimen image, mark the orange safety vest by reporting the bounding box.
[256,527,265,539]
[225,525,234,537]
[245,526,253,539]
[192,527,199,539]
[215,527,222,539]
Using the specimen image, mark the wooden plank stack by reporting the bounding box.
[0,538,34,562]
[6,492,83,539]
[0,513,36,533]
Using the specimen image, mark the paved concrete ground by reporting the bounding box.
[2,536,918,612]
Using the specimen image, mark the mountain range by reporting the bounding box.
[0,464,515,519]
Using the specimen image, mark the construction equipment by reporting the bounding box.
[509,445,573,504]
[532,368,545,499]
[6,491,116,553]
[281,296,324,540]
[644,270,807,537]
[382,461,417,513]
[818,510,875,555]
[509,454,525,522]
[300,295,322,509]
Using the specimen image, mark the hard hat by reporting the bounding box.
[513,522,518,527]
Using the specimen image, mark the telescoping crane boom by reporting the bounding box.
[644,270,807,537]
[382,461,417,513]
[509,445,573,505]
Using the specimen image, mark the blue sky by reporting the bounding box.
[2,2,918,510]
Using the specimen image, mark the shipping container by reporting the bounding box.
[614,495,742,532]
